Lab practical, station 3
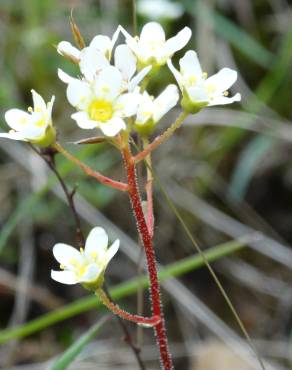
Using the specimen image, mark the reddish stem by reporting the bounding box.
[53,142,128,192]
[145,178,154,238]
[122,143,174,370]
[97,288,160,327]
[142,137,154,238]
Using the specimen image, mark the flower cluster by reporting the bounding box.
[1,21,241,144]
[1,21,242,289]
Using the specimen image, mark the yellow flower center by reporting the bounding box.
[35,119,46,127]
[89,100,113,122]
[207,83,216,95]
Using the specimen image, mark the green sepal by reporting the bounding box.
[82,274,105,292]
[134,118,155,136]
[31,124,56,147]
[180,93,208,114]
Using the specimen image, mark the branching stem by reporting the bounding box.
[52,142,128,192]
[134,112,189,163]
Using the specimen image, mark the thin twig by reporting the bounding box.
[29,145,85,247]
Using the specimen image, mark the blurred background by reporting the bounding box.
[1,0,292,369]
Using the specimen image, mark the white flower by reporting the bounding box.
[120,22,191,66]
[168,50,241,113]
[51,227,119,289]
[57,27,120,63]
[66,66,141,136]
[0,90,56,146]
[137,0,184,20]
[135,84,179,134]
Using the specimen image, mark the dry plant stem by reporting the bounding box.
[96,288,160,327]
[122,142,174,370]
[52,142,128,192]
[134,112,189,164]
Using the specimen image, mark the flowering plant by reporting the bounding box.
[0,19,240,370]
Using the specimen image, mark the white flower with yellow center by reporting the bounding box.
[135,84,179,134]
[51,227,119,289]
[120,22,191,67]
[168,50,241,113]
[66,66,141,136]
[0,90,56,147]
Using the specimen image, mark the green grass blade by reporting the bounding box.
[0,238,246,344]
[49,316,109,370]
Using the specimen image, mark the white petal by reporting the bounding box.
[163,27,192,58]
[53,243,83,267]
[46,95,55,125]
[99,117,126,137]
[51,270,78,285]
[66,79,92,110]
[0,131,27,141]
[57,41,80,60]
[167,59,183,89]
[136,92,153,125]
[107,239,120,262]
[20,124,46,139]
[94,66,123,101]
[128,65,152,91]
[80,264,101,283]
[179,50,202,77]
[111,26,121,52]
[206,68,238,94]
[79,47,110,81]
[114,93,141,117]
[85,227,108,257]
[153,84,179,122]
[187,85,209,103]
[208,92,241,106]
[5,109,31,131]
[140,22,165,44]
[71,112,97,129]
[115,44,137,81]
[58,68,75,84]
[31,90,47,113]
[90,35,112,56]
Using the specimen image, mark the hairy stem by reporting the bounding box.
[134,112,189,163]
[122,142,174,370]
[97,288,160,327]
[143,137,154,238]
